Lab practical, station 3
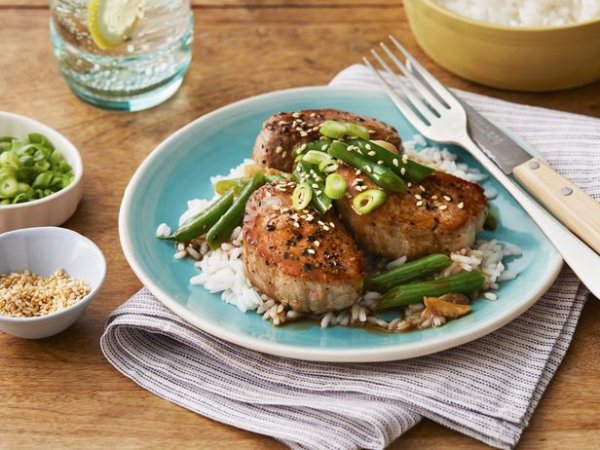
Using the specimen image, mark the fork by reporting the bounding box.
[364,36,600,299]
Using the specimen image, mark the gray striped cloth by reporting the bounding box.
[101,65,599,449]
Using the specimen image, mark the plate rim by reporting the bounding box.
[118,85,563,362]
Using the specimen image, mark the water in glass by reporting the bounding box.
[50,0,193,111]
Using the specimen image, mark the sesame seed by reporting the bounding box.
[322,225,330,231]
[329,222,335,228]
[317,220,325,226]
[365,166,373,173]
[321,144,329,151]
[402,155,409,163]
[438,205,448,210]
[293,222,300,228]
[392,158,399,167]
[306,214,314,221]
[314,240,321,247]
[355,170,362,176]
[458,202,464,209]
[401,167,406,176]
[414,194,422,200]
[292,112,301,118]
[407,182,413,187]
[431,195,438,200]
[282,151,287,158]
[299,131,308,137]
[368,151,376,156]
[275,146,283,154]
[315,190,322,196]
[365,144,372,150]
[278,120,288,126]
[307,248,316,255]
[297,143,307,153]
[377,160,384,165]
[416,200,424,207]
[443,195,452,201]
[418,185,426,192]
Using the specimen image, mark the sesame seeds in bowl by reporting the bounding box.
[0,227,106,339]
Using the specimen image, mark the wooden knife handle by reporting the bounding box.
[513,158,600,254]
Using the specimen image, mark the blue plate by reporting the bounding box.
[119,87,562,362]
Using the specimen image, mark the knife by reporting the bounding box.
[457,97,600,255]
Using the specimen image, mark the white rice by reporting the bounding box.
[167,138,523,330]
[433,0,600,27]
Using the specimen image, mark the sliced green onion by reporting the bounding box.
[324,173,347,200]
[352,189,386,214]
[0,133,73,205]
[319,160,339,173]
[33,172,53,188]
[346,123,370,140]
[302,150,331,166]
[292,181,313,210]
[0,177,18,198]
[319,120,348,139]
[0,151,19,170]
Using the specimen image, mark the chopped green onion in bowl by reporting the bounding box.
[0,133,74,205]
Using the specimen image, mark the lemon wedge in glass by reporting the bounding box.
[87,0,143,50]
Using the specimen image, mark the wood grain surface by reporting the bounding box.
[0,2,599,450]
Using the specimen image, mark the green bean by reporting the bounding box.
[328,141,407,192]
[365,254,452,292]
[484,211,497,231]
[292,161,332,214]
[292,139,332,159]
[206,172,266,249]
[161,190,235,242]
[347,138,434,182]
[214,175,284,196]
[376,271,485,311]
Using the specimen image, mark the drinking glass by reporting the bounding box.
[50,0,193,111]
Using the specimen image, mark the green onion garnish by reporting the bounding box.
[319,120,348,139]
[346,122,370,140]
[324,173,347,200]
[292,181,313,210]
[302,150,331,166]
[353,189,387,214]
[0,133,74,205]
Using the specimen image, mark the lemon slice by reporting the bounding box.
[87,0,143,50]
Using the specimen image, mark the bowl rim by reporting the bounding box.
[417,0,600,32]
[0,226,106,323]
[0,111,83,211]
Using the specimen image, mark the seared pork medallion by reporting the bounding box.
[335,165,488,260]
[243,181,363,314]
[159,110,514,333]
[253,109,401,172]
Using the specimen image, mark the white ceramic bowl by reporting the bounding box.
[0,227,106,339]
[0,112,83,232]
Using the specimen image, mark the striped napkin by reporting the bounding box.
[101,65,599,449]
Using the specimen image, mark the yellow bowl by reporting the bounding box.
[403,0,600,91]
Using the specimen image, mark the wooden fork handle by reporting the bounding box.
[513,158,600,255]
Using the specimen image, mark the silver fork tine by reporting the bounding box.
[388,35,460,109]
[362,57,428,133]
[379,42,446,114]
[370,49,437,124]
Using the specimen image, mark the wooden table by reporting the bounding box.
[1,1,599,449]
